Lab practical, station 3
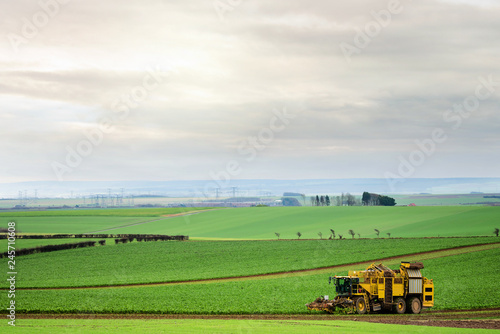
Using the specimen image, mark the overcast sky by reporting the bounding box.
[0,0,499,184]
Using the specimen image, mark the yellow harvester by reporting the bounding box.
[306,261,434,314]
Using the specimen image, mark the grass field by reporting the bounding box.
[4,246,498,314]
[3,318,492,334]
[1,205,499,333]
[0,216,163,234]
[103,206,500,239]
[1,237,497,288]
[1,206,498,239]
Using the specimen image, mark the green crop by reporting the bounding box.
[103,206,500,239]
[1,237,497,288]
[0,319,484,334]
[5,247,498,314]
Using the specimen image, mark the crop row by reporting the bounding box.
[3,247,498,314]
[1,237,497,288]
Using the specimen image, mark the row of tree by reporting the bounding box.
[308,192,396,206]
[0,240,103,258]
[310,193,358,206]
[275,229,392,240]
[0,234,189,241]
[276,228,500,239]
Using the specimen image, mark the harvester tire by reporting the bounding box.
[355,297,367,314]
[394,297,406,314]
[407,297,422,314]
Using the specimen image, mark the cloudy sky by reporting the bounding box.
[0,0,499,184]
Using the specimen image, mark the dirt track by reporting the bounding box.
[88,209,215,234]
[19,309,500,329]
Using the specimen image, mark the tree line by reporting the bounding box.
[310,193,358,206]
[309,192,395,206]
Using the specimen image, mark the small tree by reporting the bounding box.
[357,233,361,239]
[338,234,343,239]
[318,232,323,239]
[297,232,302,239]
[346,193,356,206]
[494,228,499,237]
[362,192,371,206]
[374,229,380,238]
[275,232,280,240]
[325,195,331,206]
[349,229,355,239]
[330,229,335,239]
[387,232,391,238]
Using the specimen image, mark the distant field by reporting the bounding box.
[103,206,500,239]
[0,216,158,234]
[1,237,497,288]
[0,207,210,217]
[0,197,213,209]
[392,193,500,206]
[1,206,498,238]
[5,246,498,314]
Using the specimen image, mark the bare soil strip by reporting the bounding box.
[18,309,500,330]
[17,242,500,290]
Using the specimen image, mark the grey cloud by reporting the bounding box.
[0,0,499,182]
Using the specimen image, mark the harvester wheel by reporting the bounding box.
[407,297,422,314]
[394,297,406,314]
[355,297,367,314]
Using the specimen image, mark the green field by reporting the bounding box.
[3,318,492,334]
[392,193,500,206]
[1,237,497,288]
[4,246,498,314]
[1,205,499,333]
[1,216,163,234]
[103,206,500,239]
[1,206,498,239]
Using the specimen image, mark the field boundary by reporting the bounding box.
[13,241,499,290]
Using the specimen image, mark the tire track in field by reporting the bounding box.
[15,242,500,290]
[86,209,215,234]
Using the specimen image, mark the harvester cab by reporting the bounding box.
[329,276,359,296]
[307,261,434,315]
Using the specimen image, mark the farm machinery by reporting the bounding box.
[306,262,434,314]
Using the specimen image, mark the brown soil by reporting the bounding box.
[20,309,500,329]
